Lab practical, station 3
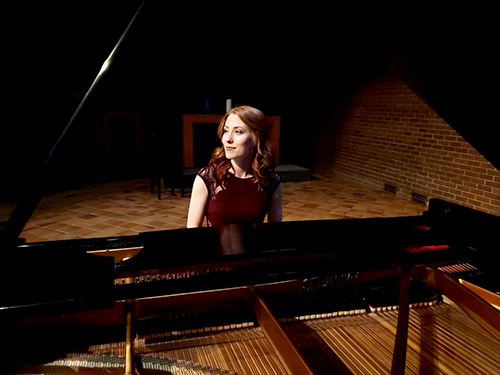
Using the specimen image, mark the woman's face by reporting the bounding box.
[222,114,255,163]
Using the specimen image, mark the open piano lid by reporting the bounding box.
[0,1,147,317]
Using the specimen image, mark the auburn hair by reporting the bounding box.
[209,105,276,187]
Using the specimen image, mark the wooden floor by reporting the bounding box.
[2,174,426,243]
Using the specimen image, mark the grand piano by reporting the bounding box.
[1,3,499,374]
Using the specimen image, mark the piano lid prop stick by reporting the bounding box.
[390,269,410,375]
[125,302,136,375]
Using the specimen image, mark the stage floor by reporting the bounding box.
[4,173,425,243]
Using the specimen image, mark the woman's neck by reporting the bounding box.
[230,159,253,179]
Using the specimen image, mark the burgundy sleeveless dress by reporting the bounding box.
[197,165,281,226]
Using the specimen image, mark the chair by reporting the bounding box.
[150,165,185,199]
[148,133,186,200]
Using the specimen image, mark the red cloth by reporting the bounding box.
[198,165,281,226]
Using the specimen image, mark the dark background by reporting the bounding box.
[2,2,498,202]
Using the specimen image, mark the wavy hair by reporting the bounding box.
[209,105,276,187]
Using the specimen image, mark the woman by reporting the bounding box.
[187,105,282,227]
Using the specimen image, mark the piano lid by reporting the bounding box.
[0,1,146,247]
[1,3,497,246]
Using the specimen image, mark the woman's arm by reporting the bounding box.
[268,182,283,222]
[187,175,209,227]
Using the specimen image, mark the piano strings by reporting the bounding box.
[437,262,479,274]
[65,327,287,374]
[12,298,499,374]
[286,301,499,375]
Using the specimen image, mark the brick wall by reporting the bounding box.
[313,76,500,216]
